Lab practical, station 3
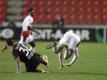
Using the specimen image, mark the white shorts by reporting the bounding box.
[26,34,34,43]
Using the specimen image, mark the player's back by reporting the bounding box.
[62,30,80,43]
[12,44,34,63]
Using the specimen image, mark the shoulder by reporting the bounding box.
[26,15,33,20]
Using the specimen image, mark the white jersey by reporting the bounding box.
[59,30,81,48]
[22,15,33,31]
[19,15,34,44]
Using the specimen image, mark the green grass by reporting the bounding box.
[0,41,107,80]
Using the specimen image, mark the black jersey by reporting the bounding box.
[12,44,34,60]
[12,44,42,69]
[12,44,48,72]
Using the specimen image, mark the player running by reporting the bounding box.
[47,30,81,70]
[19,8,39,52]
[12,43,49,73]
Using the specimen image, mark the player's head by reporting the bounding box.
[5,38,13,42]
[28,8,34,17]
[4,38,15,46]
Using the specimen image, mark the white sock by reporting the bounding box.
[58,51,63,67]
[73,48,79,57]
[63,48,71,60]
[68,48,79,66]
[68,54,77,66]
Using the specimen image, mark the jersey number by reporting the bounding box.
[19,47,33,59]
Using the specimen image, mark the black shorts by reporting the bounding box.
[25,53,42,72]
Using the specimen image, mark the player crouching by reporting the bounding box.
[12,43,49,73]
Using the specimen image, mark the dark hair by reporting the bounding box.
[28,8,34,12]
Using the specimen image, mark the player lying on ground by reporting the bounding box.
[12,43,49,73]
[0,38,16,52]
[47,30,81,70]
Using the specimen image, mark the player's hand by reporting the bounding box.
[47,43,53,49]
[58,67,63,70]
[58,64,64,70]
[47,42,57,49]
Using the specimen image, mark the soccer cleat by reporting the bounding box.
[47,42,57,49]
[43,55,49,67]
[36,68,49,73]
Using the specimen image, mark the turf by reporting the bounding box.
[0,41,107,80]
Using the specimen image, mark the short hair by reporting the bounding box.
[28,8,34,12]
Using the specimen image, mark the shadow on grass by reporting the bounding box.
[70,72,107,76]
[51,71,107,76]
[0,71,15,74]
[0,71,107,76]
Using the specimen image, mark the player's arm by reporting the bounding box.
[66,48,78,67]
[28,26,40,34]
[14,55,21,73]
[0,44,8,53]
[53,44,63,53]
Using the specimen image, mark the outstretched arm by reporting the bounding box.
[53,43,63,54]
[0,44,8,53]
[28,26,40,34]
[32,29,40,34]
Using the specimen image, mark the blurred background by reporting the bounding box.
[0,0,107,43]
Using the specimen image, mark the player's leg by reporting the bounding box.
[27,34,36,52]
[67,48,78,66]
[66,41,80,67]
[22,31,30,42]
[58,50,64,70]
[25,54,48,73]
[42,55,49,67]
[63,41,75,60]
[25,63,48,73]
[18,35,24,44]
[63,46,73,60]
[25,62,37,72]
[29,41,35,51]
[35,68,48,73]
[53,43,58,53]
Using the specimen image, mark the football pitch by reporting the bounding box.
[0,41,107,80]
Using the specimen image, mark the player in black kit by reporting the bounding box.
[12,43,49,73]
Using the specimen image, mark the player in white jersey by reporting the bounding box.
[47,30,81,69]
[19,9,38,52]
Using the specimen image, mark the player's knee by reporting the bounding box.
[74,54,78,59]
[29,41,35,47]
